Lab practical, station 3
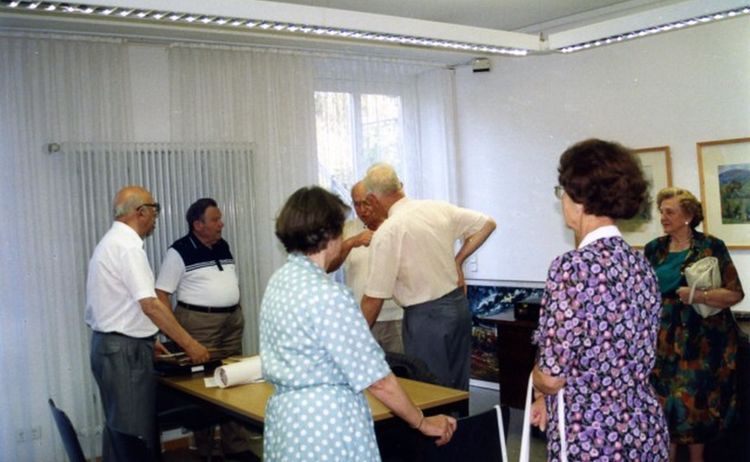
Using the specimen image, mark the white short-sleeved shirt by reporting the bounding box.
[343,219,402,322]
[84,221,158,337]
[260,253,390,462]
[155,236,240,307]
[365,198,490,307]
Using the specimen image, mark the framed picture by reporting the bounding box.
[619,146,672,248]
[698,137,750,249]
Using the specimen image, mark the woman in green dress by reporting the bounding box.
[644,187,745,462]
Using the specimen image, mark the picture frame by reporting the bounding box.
[619,146,672,248]
[697,137,750,249]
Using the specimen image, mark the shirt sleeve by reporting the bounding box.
[364,225,400,299]
[121,246,157,301]
[533,253,577,377]
[312,285,391,392]
[155,248,185,294]
[449,203,490,240]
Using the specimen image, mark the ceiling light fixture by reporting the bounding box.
[0,0,531,56]
[558,6,750,53]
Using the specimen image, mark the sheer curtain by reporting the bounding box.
[313,56,458,202]
[168,45,319,353]
[0,32,460,461]
[0,33,133,461]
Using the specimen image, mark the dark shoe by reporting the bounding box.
[224,451,260,462]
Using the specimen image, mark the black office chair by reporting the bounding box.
[107,425,158,462]
[420,404,507,462]
[385,352,440,385]
[48,398,87,462]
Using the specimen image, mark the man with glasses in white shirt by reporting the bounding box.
[86,185,209,461]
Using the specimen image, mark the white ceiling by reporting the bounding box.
[268,0,680,33]
[0,0,745,64]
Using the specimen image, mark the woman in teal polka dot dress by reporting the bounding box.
[260,186,457,461]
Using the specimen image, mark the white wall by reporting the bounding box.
[456,16,750,311]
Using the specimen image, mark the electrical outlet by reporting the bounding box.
[30,426,41,440]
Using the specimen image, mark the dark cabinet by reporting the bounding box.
[483,311,537,409]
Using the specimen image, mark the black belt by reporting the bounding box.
[97,331,157,341]
[177,301,239,313]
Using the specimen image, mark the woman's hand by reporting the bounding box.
[676,286,692,304]
[530,397,548,431]
[419,414,458,446]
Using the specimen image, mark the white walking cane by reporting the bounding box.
[519,372,567,462]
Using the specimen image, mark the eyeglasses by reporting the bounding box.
[554,185,565,200]
[138,203,161,215]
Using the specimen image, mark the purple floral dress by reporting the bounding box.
[533,237,669,461]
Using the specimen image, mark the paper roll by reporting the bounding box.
[213,356,263,388]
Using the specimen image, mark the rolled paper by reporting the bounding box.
[213,355,263,388]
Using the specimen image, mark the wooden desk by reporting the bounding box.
[159,375,469,429]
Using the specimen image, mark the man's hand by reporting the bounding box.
[456,263,466,294]
[353,229,374,248]
[184,340,210,364]
[154,339,170,357]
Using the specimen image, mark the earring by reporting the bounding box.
[684,221,689,225]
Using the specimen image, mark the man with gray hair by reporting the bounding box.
[85,185,210,460]
[361,164,496,390]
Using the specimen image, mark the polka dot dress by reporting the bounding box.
[260,253,391,462]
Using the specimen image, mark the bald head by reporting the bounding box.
[113,185,159,238]
[113,186,152,219]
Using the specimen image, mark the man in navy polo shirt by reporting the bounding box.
[156,198,254,461]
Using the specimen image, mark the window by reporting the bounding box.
[315,89,407,203]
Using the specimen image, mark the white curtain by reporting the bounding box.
[168,45,319,346]
[0,33,133,461]
[0,33,459,462]
[313,56,458,202]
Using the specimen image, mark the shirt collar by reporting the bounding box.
[388,197,409,217]
[578,225,621,249]
[112,221,144,245]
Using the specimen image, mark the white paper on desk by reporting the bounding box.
[213,355,263,388]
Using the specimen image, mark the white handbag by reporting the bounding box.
[684,256,722,318]
[520,372,567,462]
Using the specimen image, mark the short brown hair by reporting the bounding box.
[275,186,350,254]
[656,187,703,228]
[558,139,648,219]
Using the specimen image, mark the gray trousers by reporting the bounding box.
[90,331,157,461]
[403,288,472,390]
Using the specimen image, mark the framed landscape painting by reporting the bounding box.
[698,137,750,249]
[619,146,672,248]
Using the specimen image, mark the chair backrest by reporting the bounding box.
[385,352,440,385]
[421,405,507,462]
[107,426,158,462]
[48,399,87,462]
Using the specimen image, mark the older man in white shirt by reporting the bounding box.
[328,181,404,353]
[86,185,209,461]
[360,164,496,390]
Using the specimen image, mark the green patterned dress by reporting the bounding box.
[644,231,745,444]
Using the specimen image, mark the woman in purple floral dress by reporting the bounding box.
[530,139,669,461]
